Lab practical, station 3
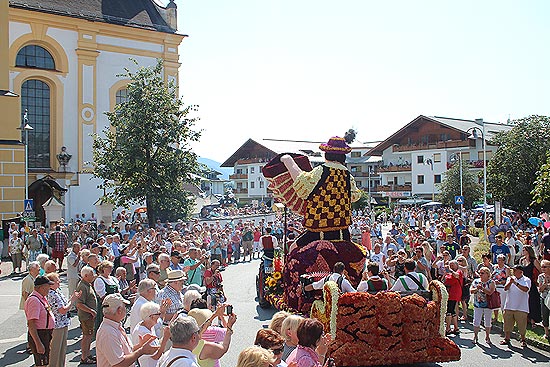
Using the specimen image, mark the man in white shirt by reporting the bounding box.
[390,259,429,292]
[501,265,531,347]
[158,316,200,367]
[304,262,356,293]
[96,294,158,367]
[129,279,159,332]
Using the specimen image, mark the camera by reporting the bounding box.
[226,305,233,315]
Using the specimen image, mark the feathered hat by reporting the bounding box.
[319,129,356,155]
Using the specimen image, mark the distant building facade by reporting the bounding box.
[366,115,513,201]
[1,0,184,223]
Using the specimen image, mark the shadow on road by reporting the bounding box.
[254,302,276,323]
[1,342,30,365]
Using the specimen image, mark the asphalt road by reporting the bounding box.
[1,249,550,366]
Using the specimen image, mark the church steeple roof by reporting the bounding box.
[9,0,179,34]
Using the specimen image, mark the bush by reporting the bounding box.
[473,231,490,264]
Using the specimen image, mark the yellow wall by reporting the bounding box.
[0,145,26,220]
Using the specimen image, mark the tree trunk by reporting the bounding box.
[146,196,155,228]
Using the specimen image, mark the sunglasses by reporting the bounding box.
[270,347,284,355]
[149,271,161,274]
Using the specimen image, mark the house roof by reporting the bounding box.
[366,115,513,156]
[9,0,178,34]
[221,138,331,167]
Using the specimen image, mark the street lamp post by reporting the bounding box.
[468,119,487,241]
[450,150,463,217]
[20,109,34,200]
[367,166,372,213]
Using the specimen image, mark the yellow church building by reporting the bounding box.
[0,0,185,226]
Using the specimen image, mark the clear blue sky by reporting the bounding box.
[174,0,550,162]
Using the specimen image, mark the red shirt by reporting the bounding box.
[445,270,463,301]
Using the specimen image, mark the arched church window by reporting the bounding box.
[21,79,51,169]
[116,89,129,105]
[16,45,56,70]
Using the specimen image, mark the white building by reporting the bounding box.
[366,115,513,201]
[3,0,185,224]
[222,138,381,204]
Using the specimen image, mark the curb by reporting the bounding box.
[489,320,550,352]
[465,308,550,352]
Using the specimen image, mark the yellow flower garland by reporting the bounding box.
[311,281,340,339]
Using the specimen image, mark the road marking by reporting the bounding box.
[0,333,26,344]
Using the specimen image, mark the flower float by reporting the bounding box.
[319,281,460,366]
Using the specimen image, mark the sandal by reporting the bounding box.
[521,340,527,348]
[486,338,492,344]
[80,357,96,365]
[499,339,510,345]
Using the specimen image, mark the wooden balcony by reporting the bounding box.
[234,188,248,194]
[446,160,486,169]
[374,184,412,192]
[236,158,269,165]
[229,173,248,180]
[392,139,474,152]
[376,165,412,173]
[351,171,379,177]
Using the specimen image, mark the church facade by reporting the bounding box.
[0,0,185,223]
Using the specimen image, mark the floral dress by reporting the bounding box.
[491,264,509,288]
[47,288,70,329]
[471,278,495,308]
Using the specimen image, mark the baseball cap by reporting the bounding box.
[34,276,54,287]
[102,293,130,309]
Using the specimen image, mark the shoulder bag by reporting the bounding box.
[487,286,501,309]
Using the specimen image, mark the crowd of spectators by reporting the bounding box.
[4,203,550,366]
[344,206,550,347]
[10,210,288,367]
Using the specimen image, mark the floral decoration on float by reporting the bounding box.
[309,280,459,366]
[310,281,339,339]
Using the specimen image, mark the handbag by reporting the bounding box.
[487,289,501,309]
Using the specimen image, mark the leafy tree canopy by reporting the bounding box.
[438,160,482,209]
[531,151,550,211]
[487,115,550,211]
[92,59,201,226]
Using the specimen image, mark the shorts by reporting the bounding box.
[446,300,457,316]
[221,249,227,259]
[80,318,95,335]
[242,240,253,253]
[51,250,64,260]
[28,329,52,366]
[503,310,528,334]
[253,241,261,252]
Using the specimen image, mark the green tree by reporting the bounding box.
[352,190,370,210]
[92,60,201,226]
[438,160,482,209]
[531,151,550,211]
[487,115,550,211]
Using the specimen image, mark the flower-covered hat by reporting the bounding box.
[319,136,352,154]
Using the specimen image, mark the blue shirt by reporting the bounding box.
[491,243,510,263]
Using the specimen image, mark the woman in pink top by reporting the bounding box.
[286,318,330,367]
